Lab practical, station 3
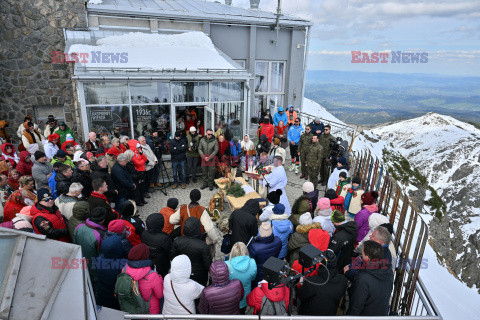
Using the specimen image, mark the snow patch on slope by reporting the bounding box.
[302,98,347,126]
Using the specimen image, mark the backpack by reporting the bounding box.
[115,268,154,314]
[259,295,287,315]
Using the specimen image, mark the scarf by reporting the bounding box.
[276,125,285,135]
[90,191,109,204]
[218,140,229,157]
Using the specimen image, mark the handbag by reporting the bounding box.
[171,280,193,314]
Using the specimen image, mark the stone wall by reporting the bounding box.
[0,0,86,141]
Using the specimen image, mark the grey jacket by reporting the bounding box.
[32,160,53,189]
[198,136,219,161]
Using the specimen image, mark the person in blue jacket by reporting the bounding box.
[249,222,282,288]
[48,162,62,199]
[268,203,293,259]
[308,116,325,135]
[287,119,303,173]
[227,242,257,314]
[273,106,288,126]
[229,137,242,169]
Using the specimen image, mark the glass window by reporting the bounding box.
[130,82,170,104]
[172,82,208,103]
[234,59,246,68]
[132,105,171,138]
[211,82,244,102]
[268,95,284,112]
[213,102,244,140]
[253,95,266,124]
[255,62,268,93]
[84,82,128,105]
[87,106,131,137]
[270,62,284,93]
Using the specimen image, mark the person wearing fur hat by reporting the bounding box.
[269,203,293,259]
[328,209,357,274]
[249,221,282,287]
[21,121,44,155]
[289,181,319,228]
[344,176,365,218]
[335,171,351,198]
[327,156,349,190]
[313,198,335,236]
[170,189,220,244]
[325,188,345,214]
[103,219,133,259]
[297,249,347,316]
[259,189,282,222]
[354,191,379,243]
[54,121,74,145]
[32,151,53,189]
[122,243,164,314]
[74,207,107,290]
[198,261,244,315]
[287,212,323,264]
[44,133,60,160]
[141,213,172,277]
[159,198,179,236]
[32,188,70,242]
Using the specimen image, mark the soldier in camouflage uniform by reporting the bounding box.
[306,134,323,189]
[319,124,335,184]
[298,125,313,179]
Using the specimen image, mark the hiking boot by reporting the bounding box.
[294,166,299,174]
[209,186,214,191]
[288,164,295,171]
[300,174,306,179]
[172,184,178,189]
[201,184,208,190]
[304,175,308,180]
[181,184,186,189]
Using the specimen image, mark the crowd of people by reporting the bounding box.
[0,110,396,316]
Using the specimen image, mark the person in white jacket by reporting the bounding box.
[163,255,204,315]
[327,157,349,190]
[44,133,60,160]
[138,136,158,189]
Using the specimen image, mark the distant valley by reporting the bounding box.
[304,70,480,127]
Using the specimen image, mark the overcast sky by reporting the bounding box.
[210,0,480,76]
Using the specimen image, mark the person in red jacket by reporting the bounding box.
[119,200,145,246]
[247,280,290,315]
[325,189,345,214]
[16,151,33,176]
[128,139,148,195]
[257,117,275,143]
[32,188,70,242]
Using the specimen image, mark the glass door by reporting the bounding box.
[204,105,214,133]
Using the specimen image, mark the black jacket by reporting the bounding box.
[347,260,394,316]
[111,162,135,198]
[328,221,357,274]
[171,217,212,286]
[55,172,72,196]
[87,194,118,227]
[256,134,271,156]
[90,161,117,202]
[229,199,260,246]
[141,214,173,278]
[170,137,187,162]
[71,169,92,200]
[297,267,348,316]
[103,231,132,259]
[126,161,141,182]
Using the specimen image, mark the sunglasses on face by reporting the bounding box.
[43,197,54,202]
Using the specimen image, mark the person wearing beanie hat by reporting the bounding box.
[103,219,133,259]
[334,171,351,198]
[313,198,335,236]
[297,249,347,316]
[289,181,318,228]
[344,176,364,218]
[61,133,79,152]
[327,155,349,190]
[308,116,324,136]
[51,148,75,169]
[269,203,293,259]
[124,243,165,314]
[45,133,60,160]
[249,221,282,287]
[68,200,89,238]
[54,120,74,144]
[186,125,201,184]
[32,151,53,189]
[229,199,261,250]
[299,212,313,225]
[355,191,379,242]
[286,212,323,264]
[141,213,173,277]
[302,181,314,193]
[170,190,219,245]
[267,135,286,165]
[198,261,244,315]
[118,200,145,246]
[171,217,212,286]
[259,189,283,222]
[328,209,357,274]
[325,189,345,214]
[163,255,204,315]
[159,198,179,235]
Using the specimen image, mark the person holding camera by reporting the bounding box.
[186,126,201,184]
[319,125,335,184]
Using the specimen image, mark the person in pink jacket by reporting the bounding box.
[124,243,164,314]
[354,191,379,243]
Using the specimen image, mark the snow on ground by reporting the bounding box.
[302,97,347,125]
[88,0,102,4]
[68,32,238,71]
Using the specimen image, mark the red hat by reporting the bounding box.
[108,219,125,233]
[361,191,379,206]
[48,133,60,142]
[128,243,150,261]
[86,152,94,159]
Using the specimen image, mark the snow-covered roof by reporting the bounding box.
[66,31,250,79]
[87,0,312,27]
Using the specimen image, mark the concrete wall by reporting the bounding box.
[0,0,87,141]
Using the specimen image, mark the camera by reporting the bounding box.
[329,137,346,169]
